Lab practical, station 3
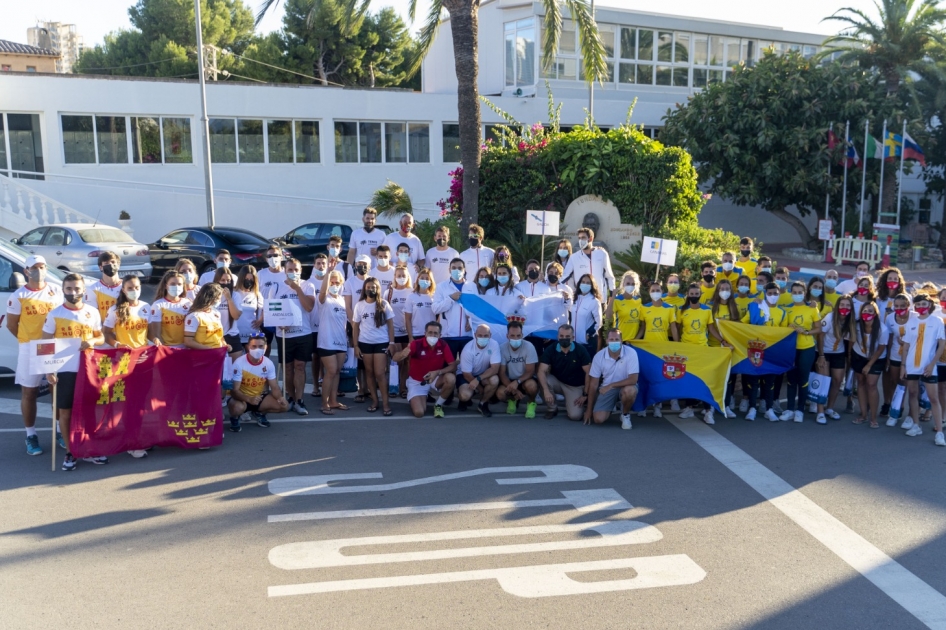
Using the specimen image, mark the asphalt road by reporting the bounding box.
[2,376,946,630]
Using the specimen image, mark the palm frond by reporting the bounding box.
[255,0,283,26]
[406,0,444,78]
[563,0,608,84]
[545,80,562,132]
[540,2,562,75]
[370,181,413,218]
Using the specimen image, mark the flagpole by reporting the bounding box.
[878,119,887,227]
[859,119,869,234]
[896,119,907,226]
[841,120,850,227]
[825,121,833,224]
[51,384,57,472]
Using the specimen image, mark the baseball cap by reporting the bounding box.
[356,255,371,265]
[25,255,47,268]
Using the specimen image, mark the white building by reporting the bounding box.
[0,5,930,246]
[27,22,84,74]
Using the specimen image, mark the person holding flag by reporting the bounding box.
[814,295,855,423]
[899,293,944,443]
[734,276,757,320]
[709,281,738,417]
[635,282,678,418]
[677,283,722,425]
[6,254,63,456]
[432,258,475,360]
[584,329,639,430]
[148,271,193,348]
[745,282,788,422]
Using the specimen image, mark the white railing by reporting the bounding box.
[0,175,97,235]
[831,237,883,267]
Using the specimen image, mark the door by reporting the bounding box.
[17,228,47,256]
[152,230,193,275]
[40,227,71,268]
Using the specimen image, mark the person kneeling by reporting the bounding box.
[457,324,501,416]
[227,333,289,431]
[496,321,539,418]
[585,329,639,430]
[392,321,458,418]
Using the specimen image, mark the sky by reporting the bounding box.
[1,0,881,49]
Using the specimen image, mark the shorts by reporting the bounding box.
[395,335,410,345]
[823,352,846,371]
[55,371,78,411]
[310,332,319,353]
[16,343,44,388]
[938,365,946,380]
[593,387,622,412]
[407,376,442,401]
[263,327,275,347]
[906,374,938,384]
[444,337,471,361]
[888,359,902,369]
[317,347,346,358]
[281,335,313,363]
[224,334,241,351]
[851,353,883,375]
[358,341,389,355]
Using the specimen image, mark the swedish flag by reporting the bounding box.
[717,320,796,375]
[629,341,730,412]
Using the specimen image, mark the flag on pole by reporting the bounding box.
[863,134,883,159]
[903,132,926,166]
[883,132,903,160]
[828,131,860,167]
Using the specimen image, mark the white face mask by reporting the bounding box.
[328,284,341,295]
[328,247,340,258]
[719,290,731,300]
[395,276,407,286]
[765,294,779,305]
[216,260,230,269]
[167,284,183,298]
[624,284,636,294]
[398,252,410,263]
[267,256,281,268]
[249,348,265,360]
[287,271,300,282]
[649,291,662,301]
[578,239,589,250]
[722,262,734,272]
[426,335,439,347]
[183,272,195,284]
[124,289,140,302]
[378,257,390,267]
[856,270,869,278]
[315,268,326,277]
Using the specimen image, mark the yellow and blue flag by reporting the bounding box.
[717,320,796,375]
[629,340,730,412]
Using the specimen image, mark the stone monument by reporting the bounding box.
[562,195,642,253]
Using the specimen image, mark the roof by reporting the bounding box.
[0,39,59,57]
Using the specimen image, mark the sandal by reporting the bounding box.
[399,391,407,399]
[367,405,378,413]
[383,408,394,416]
[332,403,349,411]
[869,421,880,429]
[312,389,322,398]
[852,417,865,425]
[354,395,367,404]
[320,407,335,415]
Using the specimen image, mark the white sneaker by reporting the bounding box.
[724,407,736,419]
[678,408,695,419]
[670,399,681,412]
[901,417,915,430]
[936,431,945,446]
[653,406,663,418]
[738,399,749,413]
[621,415,632,430]
[885,416,898,427]
[906,425,923,437]
[765,409,779,422]
[535,395,544,405]
[637,410,647,417]
[816,413,826,425]
[703,410,715,425]
[825,409,841,420]
[809,402,818,413]
[127,449,148,459]
[793,411,803,423]
[779,410,794,422]
[745,407,757,421]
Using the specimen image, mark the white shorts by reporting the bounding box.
[15,343,44,388]
[407,376,441,401]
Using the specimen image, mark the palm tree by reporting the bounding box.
[255,0,608,232]
[820,0,946,217]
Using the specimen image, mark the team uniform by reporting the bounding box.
[317,294,349,355]
[343,274,368,307]
[388,286,413,343]
[257,268,287,298]
[383,232,425,267]
[459,246,495,275]
[266,281,316,362]
[7,283,63,387]
[699,283,716,304]
[850,321,890,375]
[432,280,476,358]
[371,265,397,293]
[590,345,640,412]
[662,293,686,309]
[233,290,262,344]
[184,310,224,349]
[611,295,642,342]
[735,257,759,280]
[305,278,322,349]
[84,279,122,324]
[562,247,615,302]
[734,292,759,319]
[678,305,715,345]
[885,312,916,372]
[231,354,277,412]
[515,280,550,298]
[149,297,193,347]
[572,293,602,352]
[902,316,946,380]
[42,303,101,410]
[349,227,387,264]
[638,302,676,342]
[708,304,738,347]
[424,246,460,285]
[407,292,435,339]
[819,311,848,370]
[352,300,395,353]
[405,338,456,400]
[103,302,151,348]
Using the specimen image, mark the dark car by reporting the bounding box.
[273,222,353,272]
[148,226,278,278]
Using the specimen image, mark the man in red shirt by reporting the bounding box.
[392,321,457,418]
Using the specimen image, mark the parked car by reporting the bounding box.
[272,222,393,275]
[13,223,153,281]
[148,226,279,278]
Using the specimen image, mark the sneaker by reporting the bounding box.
[294,400,309,416]
[724,407,736,419]
[637,409,647,417]
[901,417,915,430]
[544,407,559,420]
[255,413,271,428]
[816,413,827,425]
[825,409,841,420]
[936,431,946,447]
[703,410,715,425]
[621,414,632,430]
[127,450,148,458]
[62,453,76,471]
[506,399,517,415]
[287,398,296,413]
[653,406,663,418]
[458,400,471,412]
[809,402,818,413]
[678,408,695,419]
[433,404,445,418]
[525,402,536,419]
[779,410,794,422]
[745,408,757,422]
[82,456,108,465]
[885,416,898,427]
[229,417,242,433]
[478,402,492,417]
[880,403,890,416]
[738,399,749,413]
[765,409,779,422]
[906,425,923,437]
[56,432,66,449]
[25,435,43,456]
[773,402,784,414]
[793,411,803,423]
[670,399,681,412]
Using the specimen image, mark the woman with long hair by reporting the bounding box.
[352,277,396,415]
[490,264,521,297]
[317,268,349,415]
[606,271,642,343]
[388,265,414,398]
[405,268,435,344]
[899,292,946,443]
[852,275,876,318]
[554,239,572,270]
[149,270,193,347]
[175,258,200,301]
[677,282,724,424]
[708,280,739,416]
[233,265,263,348]
[778,281,822,423]
[492,245,521,285]
[882,293,914,424]
[183,284,227,351]
[473,267,495,295]
[814,295,855,423]
[572,273,603,357]
[850,301,888,428]
[104,275,150,350]
[876,267,909,316]
[213,266,243,359]
[806,276,829,317]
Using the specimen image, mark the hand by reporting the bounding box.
[327,259,338,271]
[465,321,471,332]
[250,395,263,405]
[600,383,612,395]
[47,373,58,386]
[583,410,592,425]
[575,395,587,407]
[252,318,263,330]
[277,396,288,407]
[816,356,826,367]
[355,348,363,360]
[862,364,871,375]
[387,342,396,354]
[543,389,553,404]
[904,365,910,379]
[424,370,439,384]
[152,338,163,347]
[221,287,232,299]
[721,341,732,349]
[450,291,461,300]
[924,364,934,378]
[79,340,93,351]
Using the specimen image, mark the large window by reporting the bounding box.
[61,115,95,164]
[3,113,44,179]
[336,120,430,164]
[237,119,264,163]
[295,121,320,163]
[59,113,191,165]
[541,20,613,82]
[267,120,293,163]
[209,119,237,163]
[443,123,460,163]
[162,118,192,164]
[131,117,162,164]
[96,116,127,164]
[504,18,535,87]
[210,118,320,164]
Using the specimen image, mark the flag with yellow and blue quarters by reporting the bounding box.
[629,341,730,412]
[717,319,796,376]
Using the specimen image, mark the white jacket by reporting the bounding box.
[432,280,477,338]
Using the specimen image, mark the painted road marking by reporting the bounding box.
[268,555,706,598]
[268,465,598,496]
[670,417,946,629]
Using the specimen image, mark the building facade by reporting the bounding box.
[27,22,83,74]
[0,40,58,74]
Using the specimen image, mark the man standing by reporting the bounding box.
[258,244,287,356]
[562,227,614,302]
[515,259,550,297]
[371,245,396,292]
[393,321,458,418]
[836,261,872,295]
[85,251,123,325]
[425,225,459,285]
[6,255,63,455]
[325,235,350,280]
[460,224,494,273]
[266,258,315,416]
[457,324,501,416]
[347,207,387,266]
[538,324,591,421]
[585,329,639,430]
[199,249,231,285]
[432,258,474,359]
[383,214,425,268]
[496,321,539,418]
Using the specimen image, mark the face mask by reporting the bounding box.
[759,267,772,274]
[838,307,852,317]
[497,275,509,285]
[426,335,439,346]
[558,338,572,349]
[27,267,45,283]
[476,336,489,348]
[737,285,750,294]
[398,253,410,263]
[941,301,946,310]
[917,305,930,315]
[608,341,622,353]
[702,274,715,283]
[578,239,589,250]
[328,285,341,295]
[328,247,340,258]
[722,262,734,272]
[719,290,731,300]
[167,285,183,298]
[740,249,751,257]
[498,253,509,261]
[212,300,222,310]
[775,280,786,289]
[510,338,523,349]
[478,277,491,288]
[183,272,195,284]
[395,276,408,286]
[418,279,431,290]
[451,269,464,282]
[862,312,875,321]
[579,283,592,294]
[267,256,281,268]
[688,295,701,304]
[102,264,117,277]
[436,238,446,247]
[355,265,368,276]
[469,237,480,248]
[650,292,663,301]
[124,289,140,301]
[895,308,909,317]
[791,293,804,303]
[366,288,378,298]
[886,281,899,290]
[64,293,82,305]
[558,249,569,258]
[856,287,868,295]
[287,272,300,282]
[856,270,869,278]
[667,283,680,293]
[624,284,636,294]
[548,274,559,284]
[765,294,779,305]
[216,260,229,269]
[249,348,265,360]
[314,268,326,278]
[243,277,254,289]
[810,288,823,297]
[377,257,390,267]
[527,269,539,280]
[825,279,837,289]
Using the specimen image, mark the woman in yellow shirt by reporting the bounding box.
[184,284,227,350]
[734,275,757,320]
[103,276,151,349]
[662,273,686,309]
[638,281,679,342]
[709,280,740,417]
[778,281,822,422]
[606,271,642,341]
[806,276,831,318]
[149,271,193,348]
[677,283,724,425]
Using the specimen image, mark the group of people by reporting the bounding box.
[8,209,944,472]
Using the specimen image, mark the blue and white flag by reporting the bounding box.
[457,293,569,343]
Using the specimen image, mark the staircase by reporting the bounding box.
[0,175,96,236]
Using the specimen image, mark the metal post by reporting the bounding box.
[824,121,832,224]
[588,0,595,121]
[841,120,849,226]
[859,119,869,234]
[878,119,887,226]
[896,119,907,226]
[194,0,216,228]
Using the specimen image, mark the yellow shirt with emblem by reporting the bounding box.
[149,298,193,347]
[639,303,677,341]
[734,292,759,320]
[699,283,716,304]
[662,293,686,309]
[708,302,739,347]
[42,303,101,343]
[104,302,151,349]
[6,284,63,343]
[85,280,122,324]
[736,258,758,279]
[232,354,276,398]
[777,292,795,307]
[780,303,821,350]
[611,295,642,341]
[184,309,224,349]
[678,304,715,346]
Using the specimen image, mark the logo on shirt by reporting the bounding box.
[690,319,703,331]
[748,339,767,367]
[793,315,805,326]
[662,353,687,380]
[653,317,663,328]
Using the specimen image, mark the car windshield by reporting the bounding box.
[0,240,66,280]
[215,229,271,247]
[78,228,133,243]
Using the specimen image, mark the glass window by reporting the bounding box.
[0,115,6,172]
[20,228,46,246]
[61,115,95,164]
[723,38,740,67]
[292,224,321,241]
[560,22,576,53]
[131,117,162,164]
[620,27,636,60]
[359,122,382,163]
[803,45,818,59]
[209,118,236,163]
[672,67,689,87]
[505,32,516,86]
[556,57,577,80]
[599,25,615,58]
[693,68,707,88]
[213,229,270,246]
[693,34,708,65]
[443,123,460,162]
[655,65,672,86]
[638,30,654,61]
[484,124,507,144]
[636,64,653,85]
[618,62,636,84]
[579,61,614,82]
[385,122,407,163]
[294,120,319,163]
[708,36,723,66]
[77,228,132,243]
[8,114,43,179]
[674,33,690,63]
[162,117,192,164]
[708,69,723,84]
[657,31,673,62]
[741,40,756,64]
[267,120,293,163]
[409,124,430,163]
[237,119,264,163]
[161,230,189,245]
[516,25,535,86]
[334,121,358,163]
[95,116,127,164]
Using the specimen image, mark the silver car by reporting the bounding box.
[13,223,153,280]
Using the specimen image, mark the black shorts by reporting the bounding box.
[263,327,275,347]
[906,374,939,383]
[395,335,410,345]
[851,353,883,375]
[281,335,313,363]
[317,347,346,358]
[444,337,471,361]
[310,332,319,352]
[888,359,902,369]
[823,352,847,371]
[224,334,241,351]
[55,371,77,411]
[938,365,946,380]
[358,341,389,355]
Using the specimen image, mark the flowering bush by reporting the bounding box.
[436,167,463,220]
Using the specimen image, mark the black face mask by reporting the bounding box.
[702,274,715,283]
[558,338,572,347]
[243,277,254,289]
[688,295,700,304]
[356,265,368,275]
[548,274,559,284]
[102,264,117,277]
[469,237,480,248]
[436,238,446,247]
[64,293,82,305]
[527,269,539,280]
[366,288,378,298]
[740,249,751,257]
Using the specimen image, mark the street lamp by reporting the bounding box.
[194,0,216,228]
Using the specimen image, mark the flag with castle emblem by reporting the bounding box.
[716,320,796,375]
[629,340,730,412]
[69,346,227,457]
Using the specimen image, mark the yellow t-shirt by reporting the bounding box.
[699,283,716,304]
[85,280,122,324]
[717,270,743,287]
[781,304,821,350]
[149,298,193,347]
[678,305,715,346]
[6,284,63,343]
[736,257,758,279]
[734,292,759,320]
[708,302,738,347]
[232,354,276,398]
[104,302,151,349]
[824,292,841,307]
[639,303,677,341]
[612,295,642,342]
[184,310,224,349]
[777,292,795,306]
[662,293,686,309]
[42,303,101,342]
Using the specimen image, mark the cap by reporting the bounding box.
[25,255,46,268]
[356,255,371,265]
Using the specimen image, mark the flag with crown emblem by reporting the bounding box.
[716,320,796,375]
[628,341,730,412]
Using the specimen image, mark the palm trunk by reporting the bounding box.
[445,2,480,233]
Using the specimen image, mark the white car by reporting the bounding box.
[14,223,153,280]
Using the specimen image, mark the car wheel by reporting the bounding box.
[200,261,216,276]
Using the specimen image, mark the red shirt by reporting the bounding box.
[407,338,454,381]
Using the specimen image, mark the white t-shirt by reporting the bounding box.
[257,268,286,298]
[383,232,425,266]
[266,281,315,338]
[851,321,889,359]
[820,311,846,355]
[318,294,348,352]
[371,264,396,294]
[198,267,228,286]
[343,275,367,302]
[305,279,321,332]
[352,300,395,344]
[349,227,387,262]
[902,315,946,374]
[232,290,262,342]
[425,246,460,285]
[231,354,277,398]
[885,312,916,363]
[459,338,501,377]
[42,304,102,372]
[459,247,495,274]
[836,277,866,296]
[589,346,640,387]
[562,247,616,301]
[407,292,435,337]
[387,287,413,337]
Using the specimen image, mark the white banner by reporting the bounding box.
[29,338,82,375]
[641,236,678,266]
[525,210,560,236]
[264,299,303,328]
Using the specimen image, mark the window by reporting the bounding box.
[504,18,535,87]
[294,121,319,163]
[334,121,358,163]
[443,123,460,163]
[638,30,654,61]
[209,118,236,163]
[20,229,46,246]
[95,116,127,164]
[162,118,192,164]
[484,124,509,144]
[318,224,349,239]
[267,120,293,163]
[0,115,6,173]
[43,228,70,247]
[131,117,161,164]
[26,66,36,73]
[385,122,407,163]
[620,28,636,60]
[657,31,673,62]
[0,65,10,71]
[656,65,672,86]
[7,114,44,179]
[359,122,382,163]
[77,228,132,243]
[674,33,690,63]
[210,118,316,164]
[693,34,708,65]
[409,124,430,163]
[237,119,264,163]
[290,224,321,241]
[161,230,189,245]
[61,114,190,165]
[62,115,95,164]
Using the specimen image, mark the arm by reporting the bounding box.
[583,375,601,424]
[6,313,18,339]
[392,344,412,363]
[479,361,500,381]
[537,362,551,396]
[104,326,119,348]
[670,321,679,342]
[708,322,725,345]
[604,297,615,324]
[386,319,396,352]
[346,246,357,265]
[636,316,646,340]
[148,321,163,346]
[224,289,241,320]
[404,311,414,342]
[601,250,616,297]
[352,320,362,359]
[266,377,287,406]
[183,333,204,350]
[431,286,455,315]
[318,277,329,304]
[290,281,315,312]
[520,361,536,382]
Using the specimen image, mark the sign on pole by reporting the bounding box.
[525,211,560,236]
[264,299,303,328]
[29,338,82,375]
[818,220,833,241]
[640,236,678,267]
